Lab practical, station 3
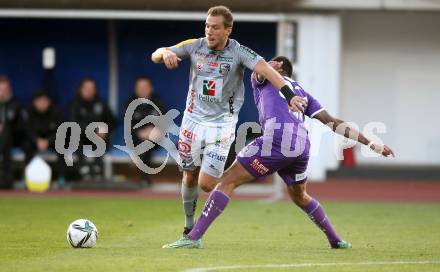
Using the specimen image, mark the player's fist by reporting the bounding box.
[162,49,181,70]
[289,96,308,113]
[369,142,395,157]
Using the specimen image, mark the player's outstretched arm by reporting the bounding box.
[314,110,395,157]
[253,60,306,112]
[253,59,285,90]
[151,48,182,69]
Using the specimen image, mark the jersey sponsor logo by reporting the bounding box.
[195,50,210,58]
[197,62,204,71]
[196,58,205,71]
[219,63,231,76]
[238,45,257,60]
[198,94,220,103]
[208,61,219,67]
[216,55,233,63]
[203,80,216,96]
[206,151,226,162]
[250,158,269,175]
[175,38,197,48]
[207,67,217,74]
[228,95,234,114]
[197,77,223,103]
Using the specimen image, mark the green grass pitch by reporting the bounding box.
[1,196,439,272]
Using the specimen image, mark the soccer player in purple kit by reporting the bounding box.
[177,56,395,249]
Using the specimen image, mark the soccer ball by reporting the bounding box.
[66,219,99,248]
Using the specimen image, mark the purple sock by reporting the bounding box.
[188,190,230,240]
[302,198,341,247]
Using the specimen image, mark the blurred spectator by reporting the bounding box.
[0,75,22,189]
[69,78,116,180]
[125,77,165,187]
[22,90,65,182]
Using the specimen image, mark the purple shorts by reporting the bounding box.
[236,135,310,186]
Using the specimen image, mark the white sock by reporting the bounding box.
[181,184,199,230]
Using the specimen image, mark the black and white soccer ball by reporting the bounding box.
[66,219,99,248]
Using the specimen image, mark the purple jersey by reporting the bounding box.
[251,75,323,133]
[236,75,324,185]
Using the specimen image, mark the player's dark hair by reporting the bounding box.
[77,77,99,99]
[207,5,233,28]
[0,75,11,84]
[270,56,293,78]
[135,76,152,84]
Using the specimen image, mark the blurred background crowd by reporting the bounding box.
[0,74,164,189]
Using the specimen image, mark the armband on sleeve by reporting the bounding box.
[280,85,295,105]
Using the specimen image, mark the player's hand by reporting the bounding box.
[162,49,181,70]
[369,142,395,157]
[288,96,308,112]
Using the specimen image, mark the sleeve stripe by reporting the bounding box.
[174,39,197,48]
[310,108,325,118]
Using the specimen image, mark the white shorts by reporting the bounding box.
[178,115,235,178]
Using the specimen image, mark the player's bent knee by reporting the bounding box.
[288,185,310,207]
[199,179,216,193]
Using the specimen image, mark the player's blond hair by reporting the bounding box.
[207,5,233,28]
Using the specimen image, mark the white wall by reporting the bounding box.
[341,12,440,166]
[287,15,342,180]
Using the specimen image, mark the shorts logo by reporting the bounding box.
[178,140,191,158]
[250,158,269,175]
[219,63,231,76]
[203,80,216,96]
[295,172,307,181]
[206,151,226,162]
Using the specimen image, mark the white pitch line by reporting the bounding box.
[183,260,440,272]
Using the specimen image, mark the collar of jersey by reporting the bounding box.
[203,38,231,53]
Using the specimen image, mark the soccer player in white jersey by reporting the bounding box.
[152,5,307,248]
